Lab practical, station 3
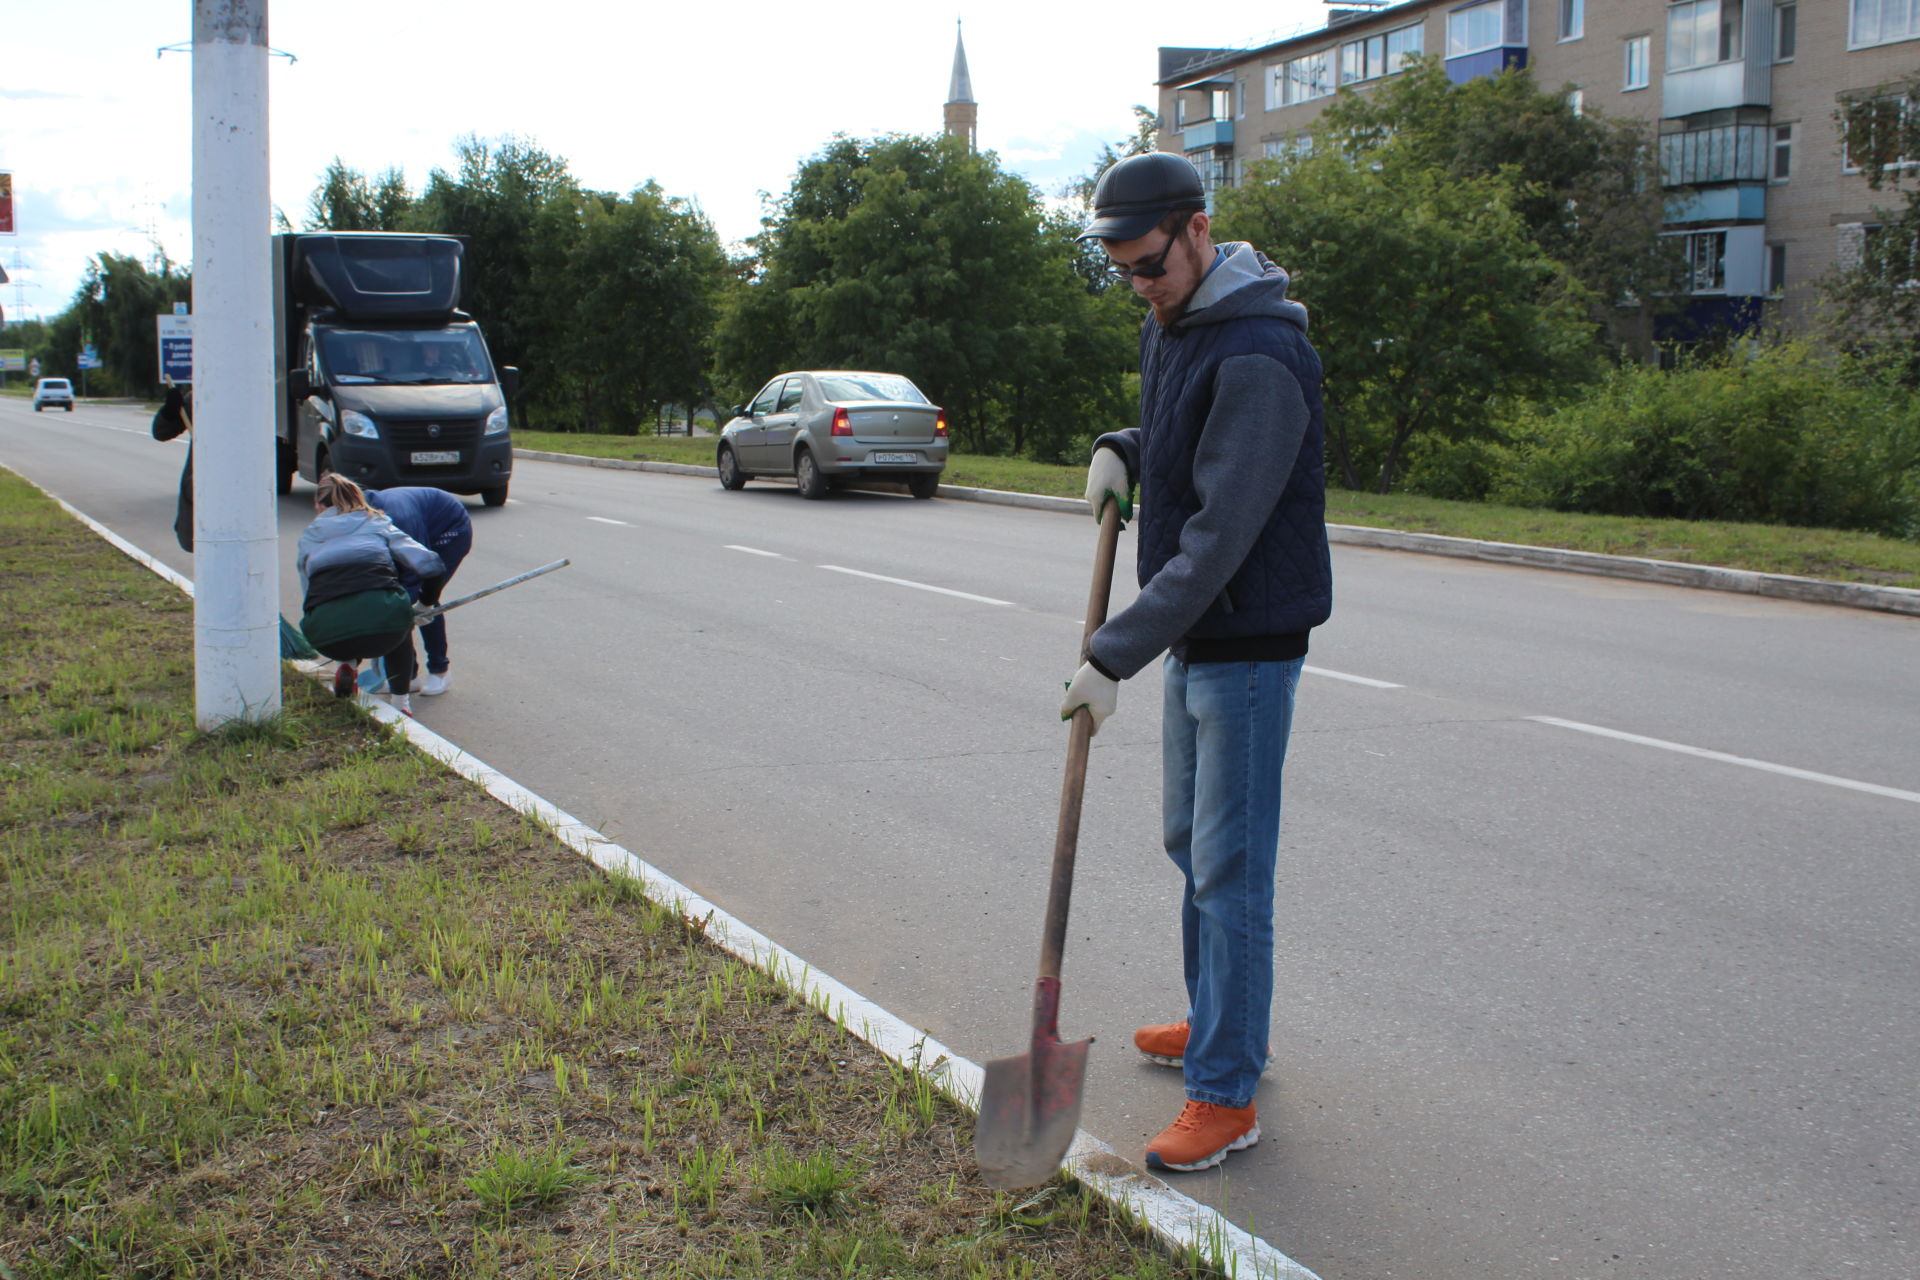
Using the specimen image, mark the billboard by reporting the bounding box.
[158,314,194,383]
[0,172,12,235]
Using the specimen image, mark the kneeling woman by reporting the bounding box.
[297,474,445,714]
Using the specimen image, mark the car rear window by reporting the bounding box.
[816,374,926,404]
[42,380,71,391]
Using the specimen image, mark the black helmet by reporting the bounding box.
[1078,151,1206,242]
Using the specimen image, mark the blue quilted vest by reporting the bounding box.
[1136,311,1333,640]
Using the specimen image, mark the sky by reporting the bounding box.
[0,0,1335,323]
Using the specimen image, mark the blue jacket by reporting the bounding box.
[295,508,444,613]
[366,487,471,552]
[1089,242,1332,679]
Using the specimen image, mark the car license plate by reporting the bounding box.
[411,450,460,465]
[871,452,918,464]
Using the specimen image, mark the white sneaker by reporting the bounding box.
[391,693,413,716]
[421,672,450,696]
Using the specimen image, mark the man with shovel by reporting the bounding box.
[1062,151,1331,1173]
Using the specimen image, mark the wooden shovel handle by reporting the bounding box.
[1039,502,1124,982]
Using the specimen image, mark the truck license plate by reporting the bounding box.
[411,450,460,465]
[871,452,917,464]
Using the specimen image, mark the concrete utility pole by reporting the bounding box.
[191,0,280,728]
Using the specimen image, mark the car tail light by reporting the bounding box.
[831,407,852,436]
[935,410,948,437]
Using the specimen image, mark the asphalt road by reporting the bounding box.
[5,397,1916,1280]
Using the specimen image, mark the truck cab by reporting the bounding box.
[275,233,516,505]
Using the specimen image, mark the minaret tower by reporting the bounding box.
[944,20,977,151]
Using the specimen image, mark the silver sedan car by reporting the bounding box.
[716,371,947,499]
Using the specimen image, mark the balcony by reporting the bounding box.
[1182,118,1234,150]
[1660,123,1769,186]
[1663,59,1769,114]
[1665,184,1767,225]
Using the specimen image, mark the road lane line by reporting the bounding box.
[1306,665,1403,688]
[725,544,785,558]
[818,564,1015,607]
[586,516,632,526]
[1529,716,1920,804]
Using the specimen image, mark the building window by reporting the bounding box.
[1236,80,1246,119]
[1772,124,1794,180]
[1448,1,1505,58]
[1387,22,1425,71]
[1174,97,1188,130]
[1188,150,1232,196]
[1568,88,1585,116]
[1668,0,1744,72]
[1271,50,1334,107]
[1841,95,1918,173]
[1339,23,1424,84]
[1661,122,1769,185]
[1211,86,1232,120]
[1624,35,1651,89]
[1850,0,1920,48]
[1264,133,1315,161]
[1686,230,1728,293]
[1767,242,1787,294]
[1775,4,1797,59]
[1560,0,1585,40]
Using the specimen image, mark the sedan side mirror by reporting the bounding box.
[500,366,521,397]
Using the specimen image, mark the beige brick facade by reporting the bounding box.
[1156,0,1920,336]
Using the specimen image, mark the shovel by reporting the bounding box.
[411,558,570,622]
[975,500,1123,1190]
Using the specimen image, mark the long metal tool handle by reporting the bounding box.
[413,558,571,622]
[1038,503,1124,982]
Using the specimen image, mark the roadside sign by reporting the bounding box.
[77,352,102,371]
[157,314,193,384]
[0,348,22,372]
[173,301,189,316]
[0,172,13,236]
[30,357,40,378]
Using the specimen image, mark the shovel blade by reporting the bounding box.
[975,1028,1091,1189]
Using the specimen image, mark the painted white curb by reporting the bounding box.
[20,464,1324,1280]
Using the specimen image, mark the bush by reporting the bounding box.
[1493,342,1920,539]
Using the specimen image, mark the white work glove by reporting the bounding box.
[1060,661,1119,735]
[1084,447,1133,527]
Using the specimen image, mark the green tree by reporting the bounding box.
[305,158,415,231]
[47,250,192,398]
[1823,74,1920,381]
[528,183,725,431]
[406,136,580,411]
[718,134,1135,459]
[1316,57,1683,357]
[1215,150,1597,492]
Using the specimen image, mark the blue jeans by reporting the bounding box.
[1161,654,1303,1108]
[415,528,472,674]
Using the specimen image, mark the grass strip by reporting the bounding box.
[0,465,1214,1278]
[513,429,1920,590]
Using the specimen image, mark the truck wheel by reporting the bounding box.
[481,484,509,508]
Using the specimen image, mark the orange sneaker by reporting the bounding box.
[1134,1020,1191,1066]
[1146,1099,1260,1172]
[1133,1020,1273,1071]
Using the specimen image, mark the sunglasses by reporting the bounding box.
[1105,213,1192,281]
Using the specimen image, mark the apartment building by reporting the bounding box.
[1157,0,1920,336]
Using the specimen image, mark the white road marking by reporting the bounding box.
[817,564,1015,607]
[1530,716,1920,805]
[1306,665,1403,688]
[725,544,784,558]
[586,516,632,526]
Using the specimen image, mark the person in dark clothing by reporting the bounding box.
[150,384,194,553]
[366,487,473,697]
[296,474,445,715]
[1063,151,1332,1174]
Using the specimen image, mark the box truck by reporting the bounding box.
[275,232,517,505]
